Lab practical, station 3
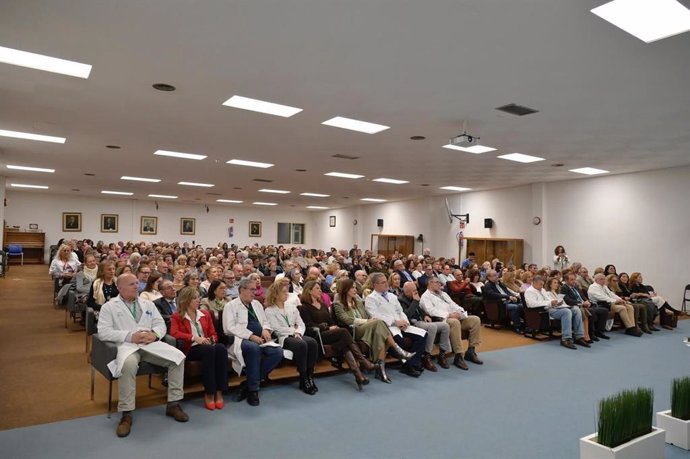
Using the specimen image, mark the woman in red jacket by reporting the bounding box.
[171,286,228,410]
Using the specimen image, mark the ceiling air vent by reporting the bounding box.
[496,103,539,116]
[332,154,360,160]
[252,178,273,183]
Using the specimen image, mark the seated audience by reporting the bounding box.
[629,272,679,330]
[483,270,523,333]
[468,269,485,295]
[576,266,593,291]
[74,253,98,303]
[264,279,319,394]
[334,279,415,383]
[87,260,119,312]
[223,278,283,406]
[525,275,588,350]
[172,267,186,292]
[299,280,374,390]
[139,272,162,303]
[200,280,227,320]
[154,280,178,333]
[171,286,227,410]
[199,266,220,297]
[500,270,521,295]
[387,272,403,296]
[135,265,151,294]
[606,274,650,334]
[587,273,642,337]
[561,272,609,341]
[365,273,427,378]
[420,276,483,370]
[393,259,415,284]
[97,273,188,437]
[49,243,81,288]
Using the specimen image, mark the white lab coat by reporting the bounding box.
[364,291,409,336]
[222,298,277,375]
[419,290,467,319]
[97,295,184,377]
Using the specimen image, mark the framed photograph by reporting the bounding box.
[329,215,336,227]
[180,217,196,235]
[62,212,82,232]
[101,214,118,233]
[140,216,158,235]
[249,221,262,238]
[28,223,39,230]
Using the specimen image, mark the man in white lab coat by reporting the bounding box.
[98,273,188,438]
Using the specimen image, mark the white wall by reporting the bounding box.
[4,190,315,258]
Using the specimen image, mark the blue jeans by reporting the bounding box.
[240,340,283,391]
[505,302,523,329]
[548,307,584,340]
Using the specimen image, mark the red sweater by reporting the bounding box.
[170,310,219,354]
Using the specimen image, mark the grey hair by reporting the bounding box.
[533,275,545,284]
[238,277,256,291]
[369,272,386,285]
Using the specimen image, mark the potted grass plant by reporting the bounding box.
[580,388,665,459]
[656,376,690,450]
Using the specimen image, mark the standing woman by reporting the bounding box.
[298,280,375,390]
[49,244,81,287]
[553,246,570,271]
[171,286,227,410]
[333,279,415,384]
[264,279,319,395]
[87,260,119,312]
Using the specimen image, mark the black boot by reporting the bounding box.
[308,371,318,393]
[349,343,377,372]
[343,350,368,390]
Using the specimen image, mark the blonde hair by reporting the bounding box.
[177,286,200,318]
[265,278,290,307]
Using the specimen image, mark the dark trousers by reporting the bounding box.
[395,332,426,369]
[240,340,284,391]
[186,343,228,394]
[504,302,523,328]
[587,306,609,333]
[282,335,318,376]
[320,327,354,353]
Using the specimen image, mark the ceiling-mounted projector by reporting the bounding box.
[450,132,480,148]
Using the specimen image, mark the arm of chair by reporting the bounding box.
[90,334,118,379]
[86,307,98,336]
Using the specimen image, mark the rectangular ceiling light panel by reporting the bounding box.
[442,144,496,154]
[6,165,55,173]
[569,167,610,175]
[591,0,690,43]
[227,159,274,168]
[222,95,303,117]
[324,172,364,179]
[0,128,65,144]
[0,46,92,78]
[154,150,207,160]
[322,116,390,134]
[497,153,545,163]
[178,181,214,187]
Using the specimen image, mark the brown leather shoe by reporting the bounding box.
[437,351,450,369]
[165,403,189,422]
[453,353,469,370]
[116,414,133,438]
[422,354,438,372]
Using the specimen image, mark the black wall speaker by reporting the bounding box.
[484,218,493,229]
[377,218,384,227]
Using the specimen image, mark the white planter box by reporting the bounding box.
[656,409,690,450]
[580,427,665,459]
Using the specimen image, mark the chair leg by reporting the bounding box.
[148,374,153,389]
[107,380,113,419]
[90,366,95,400]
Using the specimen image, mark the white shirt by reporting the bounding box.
[419,289,466,319]
[437,273,454,286]
[587,283,621,305]
[524,285,553,309]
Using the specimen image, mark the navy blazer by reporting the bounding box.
[153,297,176,333]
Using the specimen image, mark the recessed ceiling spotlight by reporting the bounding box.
[105,145,121,149]
[551,163,565,167]
[84,173,96,176]
[233,187,242,190]
[222,95,302,117]
[497,153,545,163]
[121,176,161,183]
[420,184,430,187]
[591,0,690,43]
[295,169,307,172]
[440,186,472,192]
[410,136,426,141]
[10,183,49,189]
[324,172,364,179]
[154,150,207,160]
[6,165,55,173]
[72,189,80,192]
[0,45,92,78]
[0,128,66,144]
[227,159,274,168]
[569,167,610,175]
[372,178,409,185]
[152,83,176,91]
[322,116,390,134]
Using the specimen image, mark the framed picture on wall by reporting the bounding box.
[101,214,118,233]
[249,221,262,237]
[62,212,82,232]
[140,216,158,235]
[180,217,195,235]
[329,215,336,227]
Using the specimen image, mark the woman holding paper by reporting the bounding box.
[170,286,227,410]
[333,279,415,384]
[264,278,319,395]
[298,280,374,390]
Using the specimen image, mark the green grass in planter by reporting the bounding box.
[597,388,653,448]
[671,376,690,420]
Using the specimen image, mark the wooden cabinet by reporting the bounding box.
[463,237,523,268]
[3,230,46,264]
[371,234,415,259]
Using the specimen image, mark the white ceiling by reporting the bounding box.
[1,0,689,210]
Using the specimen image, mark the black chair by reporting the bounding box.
[682,284,690,314]
[520,292,558,340]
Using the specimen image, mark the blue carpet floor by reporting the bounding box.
[3,321,690,459]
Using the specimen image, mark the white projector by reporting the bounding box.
[449,133,480,148]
